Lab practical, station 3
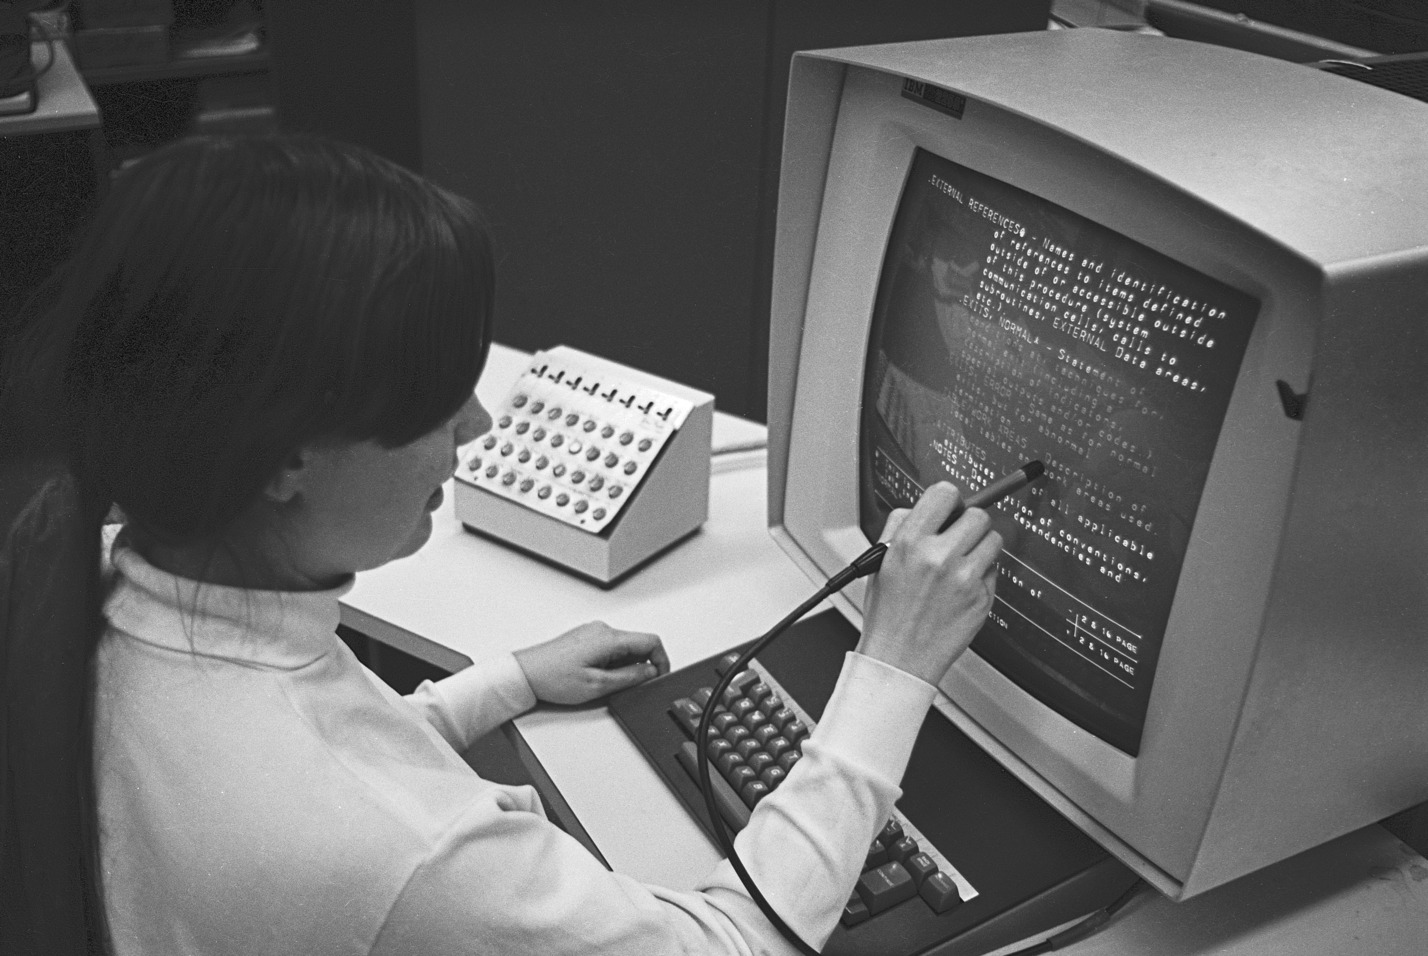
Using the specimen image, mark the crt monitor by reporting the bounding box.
[767,28,1428,900]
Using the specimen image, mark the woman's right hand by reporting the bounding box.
[857,482,1004,687]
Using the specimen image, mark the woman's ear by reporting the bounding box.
[263,449,311,505]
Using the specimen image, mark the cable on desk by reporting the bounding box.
[999,878,1148,955]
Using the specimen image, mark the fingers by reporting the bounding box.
[884,484,997,564]
[879,507,910,543]
[967,526,1005,571]
[941,506,996,558]
[519,622,669,705]
[612,628,663,661]
[595,627,667,673]
[898,482,964,538]
[589,661,661,694]
[647,639,671,676]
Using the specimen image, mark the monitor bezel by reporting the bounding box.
[770,57,1320,891]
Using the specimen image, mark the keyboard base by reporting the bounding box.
[609,609,1139,956]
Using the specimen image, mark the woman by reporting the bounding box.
[0,135,1001,955]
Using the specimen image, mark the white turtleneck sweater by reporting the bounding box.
[94,541,936,955]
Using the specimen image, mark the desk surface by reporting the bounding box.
[0,40,99,137]
[342,344,1428,954]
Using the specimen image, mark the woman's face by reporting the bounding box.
[271,392,492,588]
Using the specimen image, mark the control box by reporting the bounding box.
[454,346,714,585]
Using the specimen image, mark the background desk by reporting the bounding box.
[342,344,1428,954]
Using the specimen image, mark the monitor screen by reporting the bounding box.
[858,148,1260,754]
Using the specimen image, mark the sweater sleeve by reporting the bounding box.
[403,653,538,751]
[371,651,934,956]
[709,652,936,948]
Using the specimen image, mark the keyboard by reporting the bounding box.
[609,609,1138,956]
[668,650,971,925]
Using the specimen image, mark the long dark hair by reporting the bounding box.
[0,135,495,953]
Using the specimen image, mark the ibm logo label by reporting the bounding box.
[902,79,966,120]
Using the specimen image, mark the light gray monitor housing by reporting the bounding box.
[767,29,1428,899]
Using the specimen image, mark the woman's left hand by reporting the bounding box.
[514,621,670,705]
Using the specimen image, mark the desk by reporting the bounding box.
[0,39,99,136]
[342,344,1428,953]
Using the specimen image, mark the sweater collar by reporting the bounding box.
[104,539,354,670]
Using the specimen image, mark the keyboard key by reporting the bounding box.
[735,739,763,760]
[919,872,963,914]
[865,840,890,870]
[905,852,938,887]
[740,780,770,808]
[878,820,904,848]
[758,766,785,790]
[669,699,702,737]
[676,742,749,831]
[776,750,800,773]
[715,652,742,675]
[706,737,734,762]
[857,861,917,916]
[784,720,810,746]
[712,712,739,734]
[841,895,871,927]
[724,725,751,746]
[746,682,773,705]
[716,751,744,776]
[746,752,774,774]
[740,710,767,732]
[767,706,796,730]
[758,696,784,719]
[730,698,757,720]
[888,835,919,866]
[691,687,714,708]
[753,724,781,746]
[726,764,757,791]
[729,670,759,694]
[764,737,792,761]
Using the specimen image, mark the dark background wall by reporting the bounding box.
[11,3,1427,417]
[271,1,1054,420]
